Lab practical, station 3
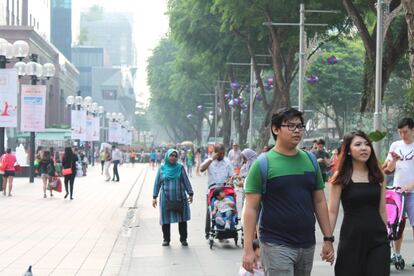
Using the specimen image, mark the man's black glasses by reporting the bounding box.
[280,123,305,131]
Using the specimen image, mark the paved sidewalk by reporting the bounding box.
[0,163,148,276]
[117,169,414,276]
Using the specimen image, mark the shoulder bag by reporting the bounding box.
[161,168,184,213]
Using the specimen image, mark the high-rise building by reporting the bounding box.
[0,0,51,41]
[71,46,107,96]
[80,9,136,66]
[51,0,72,60]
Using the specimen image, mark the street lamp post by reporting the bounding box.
[15,52,55,183]
[263,4,339,112]
[227,58,271,147]
[373,0,386,157]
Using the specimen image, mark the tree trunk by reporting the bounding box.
[218,82,231,148]
[402,0,414,80]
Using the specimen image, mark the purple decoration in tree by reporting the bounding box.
[187,114,192,119]
[228,99,234,108]
[231,82,240,89]
[233,98,239,105]
[224,93,231,100]
[267,78,274,86]
[256,93,263,101]
[238,97,244,104]
[307,75,319,84]
[197,105,203,112]
[327,55,338,65]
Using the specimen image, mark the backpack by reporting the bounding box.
[257,150,318,195]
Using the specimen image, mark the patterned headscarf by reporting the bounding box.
[162,148,183,180]
[240,148,258,177]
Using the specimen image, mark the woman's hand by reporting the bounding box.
[152,198,157,208]
[188,195,193,204]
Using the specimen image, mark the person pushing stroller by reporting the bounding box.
[212,187,236,230]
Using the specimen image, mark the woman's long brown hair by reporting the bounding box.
[331,130,384,186]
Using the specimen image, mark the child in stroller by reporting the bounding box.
[206,185,242,248]
[212,187,237,230]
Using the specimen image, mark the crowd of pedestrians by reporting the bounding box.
[149,107,414,276]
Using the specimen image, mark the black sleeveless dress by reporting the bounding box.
[335,181,390,276]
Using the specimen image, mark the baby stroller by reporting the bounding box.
[386,187,406,270]
[206,185,243,249]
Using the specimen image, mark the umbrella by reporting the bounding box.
[181,141,193,147]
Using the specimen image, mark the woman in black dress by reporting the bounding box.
[62,147,79,200]
[328,130,389,276]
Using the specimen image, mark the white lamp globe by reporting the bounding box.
[98,106,105,114]
[66,95,75,105]
[106,112,112,119]
[3,42,14,59]
[75,96,83,106]
[13,40,29,59]
[92,102,99,112]
[14,61,26,76]
[35,63,43,78]
[43,63,55,78]
[83,96,93,107]
[25,61,38,76]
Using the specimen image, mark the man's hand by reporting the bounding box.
[390,151,401,162]
[152,198,157,208]
[212,153,219,160]
[320,241,335,265]
[188,195,193,204]
[242,249,256,273]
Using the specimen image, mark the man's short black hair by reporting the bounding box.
[271,107,304,140]
[398,117,414,129]
[317,139,325,146]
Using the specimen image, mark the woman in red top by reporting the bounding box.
[1,148,17,196]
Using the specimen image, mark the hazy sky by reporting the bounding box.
[77,0,169,106]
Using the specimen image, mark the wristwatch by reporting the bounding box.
[323,236,335,242]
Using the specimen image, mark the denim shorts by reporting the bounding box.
[260,242,315,276]
[403,193,414,226]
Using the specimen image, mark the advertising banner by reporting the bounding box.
[0,69,18,127]
[108,121,120,143]
[71,110,87,140]
[86,116,100,141]
[20,85,46,132]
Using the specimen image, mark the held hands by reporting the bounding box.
[188,195,193,204]
[242,249,257,273]
[320,241,335,265]
[152,198,157,208]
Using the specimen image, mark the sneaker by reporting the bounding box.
[181,240,188,246]
[225,221,231,230]
[391,253,396,265]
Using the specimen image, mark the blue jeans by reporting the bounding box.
[215,210,233,226]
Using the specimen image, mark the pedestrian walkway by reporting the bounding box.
[0,163,148,276]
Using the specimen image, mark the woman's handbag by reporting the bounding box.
[14,164,21,172]
[165,199,184,213]
[160,169,185,213]
[62,168,72,176]
[0,156,6,174]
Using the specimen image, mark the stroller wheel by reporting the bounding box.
[209,239,214,249]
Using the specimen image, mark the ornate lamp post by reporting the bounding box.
[14,49,55,183]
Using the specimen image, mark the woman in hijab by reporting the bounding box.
[240,149,258,179]
[152,149,194,246]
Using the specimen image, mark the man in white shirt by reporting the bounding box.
[200,143,234,237]
[385,117,414,266]
[111,145,122,182]
[228,143,242,170]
